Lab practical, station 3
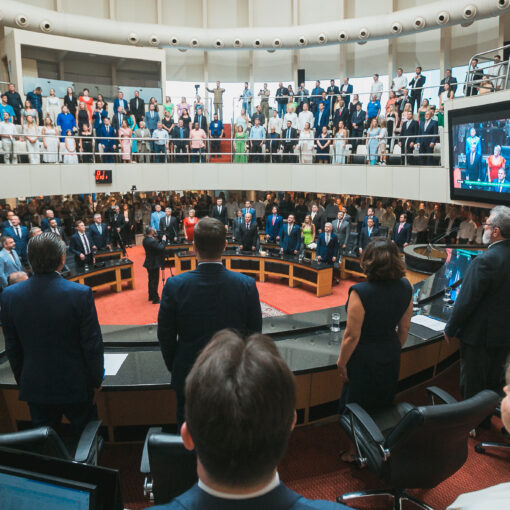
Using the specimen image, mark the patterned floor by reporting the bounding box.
[261,301,286,317]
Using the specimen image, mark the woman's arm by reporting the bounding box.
[336,290,365,381]
[396,298,414,346]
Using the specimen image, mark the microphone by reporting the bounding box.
[426,226,461,259]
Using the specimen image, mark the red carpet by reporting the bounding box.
[94,245,353,324]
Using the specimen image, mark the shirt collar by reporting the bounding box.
[198,473,280,500]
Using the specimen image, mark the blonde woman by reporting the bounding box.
[298,122,314,164]
[24,115,40,164]
[301,214,316,248]
[378,118,388,166]
[41,117,59,163]
[334,121,348,164]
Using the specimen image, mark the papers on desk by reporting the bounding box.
[411,315,446,332]
[104,353,128,376]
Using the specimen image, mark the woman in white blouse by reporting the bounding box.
[24,115,40,164]
[298,122,314,164]
[334,121,348,164]
[45,88,61,126]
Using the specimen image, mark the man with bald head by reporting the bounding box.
[239,212,258,251]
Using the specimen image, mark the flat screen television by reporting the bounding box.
[448,100,510,205]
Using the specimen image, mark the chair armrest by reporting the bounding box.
[140,427,162,474]
[426,386,459,405]
[74,420,102,464]
[345,403,385,445]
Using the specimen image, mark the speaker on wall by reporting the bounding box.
[297,69,305,85]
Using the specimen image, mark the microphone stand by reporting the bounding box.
[426,227,461,259]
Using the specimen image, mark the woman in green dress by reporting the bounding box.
[163,96,174,119]
[233,125,248,163]
[301,214,316,248]
[127,111,138,156]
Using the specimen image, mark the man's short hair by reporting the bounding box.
[75,220,84,227]
[28,232,66,274]
[145,226,156,236]
[490,205,510,239]
[8,271,28,286]
[29,227,42,238]
[193,218,226,259]
[1,235,12,247]
[185,329,296,487]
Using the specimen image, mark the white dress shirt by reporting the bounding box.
[268,116,282,134]
[298,110,314,132]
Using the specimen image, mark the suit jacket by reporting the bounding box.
[465,152,483,182]
[445,240,510,347]
[232,216,244,243]
[98,124,117,149]
[316,232,339,264]
[47,226,68,245]
[491,178,510,193]
[129,97,145,122]
[210,205,228,226]
[418,119,439,147]
[239,222,258,250]
[144,110,161,131]
[150,482,348,509]
[112,112,127,132]
[0,273,103,404]
[400,119,419,146]
[331,218,351,247]
[391,222,412,248]
[0,249,22,288]
[41,217,62,231]
[282,127,298,148]
[265,214,283,240]
[113,98,128,113]
[362,216,380,228]
[314,110,329,131]
[280,223,301,253]
[159,215,179,240]
[157,263,262,394]
[439,76,458,96]
[310,212,325,235]
[241,207,256,221]
[171,126,190,147]
[69,231,94,261]
[339,83,353,105]
[193,115,208,133]
[143,236,166,270]
[350,110,366,132]
[63,94,78,115]
[333,107,350,129]
[88,223,110,249]
[408,75,426,98]
[4,225,28,260]
[359,226,380,251]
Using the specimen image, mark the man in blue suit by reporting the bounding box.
[69,220,95,265]
[40,209,61,231]
[362,207,380,228]
[339,77,354,108]
[359,217,380,253]
[149,329,349,510]
[241,200,256,222]
[0,235,22,288]
[88,213,110,250]
[310,80,325,114]
[98,117,117,163]
[157,218,262,426]
[279,214,302,255]
[314,102,329,133]
[0,233,104,438]
[265,206,283,243]
[392,213,412,251]
[4,215,28,264]
[150,204,166,232]
[113,91,128,114]
[418,110,439,166]
[350,103,366,152]
[316,223,339,264]
[464,142,484,189]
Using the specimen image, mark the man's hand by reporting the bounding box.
[276,236,280,241]
[342,244,346,249]
[161,235,167,242]
[293,250,298,255]
[332,257,337,262]
[430,143,435,149]
[117,228,121,232]
[251,246,256,251]
[80,253,85,260]
[410,142,414,148]
[444,332,453,344]
[317,255,322,261]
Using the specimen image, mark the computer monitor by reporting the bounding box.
[0,466,95,510]
[0,447,123,510]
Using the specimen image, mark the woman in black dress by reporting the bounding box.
[79,123,94,163]
[337,237,413,462]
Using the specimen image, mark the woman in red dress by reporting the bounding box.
[183,209,199,242]
[78,88,94,120]
[487,145,506,182]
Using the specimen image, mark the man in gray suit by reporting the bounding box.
[206,81,225,120]
[134,121,152,163]
[331,210,351,257]
[0,236,22,288]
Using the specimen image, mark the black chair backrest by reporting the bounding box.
[0,427,72,461]
[378,226,388,238]
[148,433,197,505]
[383,390,499,490]
[345,232,359,255]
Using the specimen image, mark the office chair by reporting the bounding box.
[337,387,499,510]
[475,405,510,454]
[141,427,197,504]
[0,421,103,465]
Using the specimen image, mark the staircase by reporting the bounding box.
[210,123,232,163]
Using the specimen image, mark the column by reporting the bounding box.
[439,26,452,76]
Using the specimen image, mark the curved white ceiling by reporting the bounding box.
[1,0,509,50]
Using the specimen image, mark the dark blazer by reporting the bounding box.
[316,232,339,264]
[239,222,258,250]
[465,152,483,182]
[143,235,166,270]
[63,94,78,116]
[445,240,510,347]
[109,212,125,231]
[41,217,62,231]
[111,112,126,131]
[157,263,262,395]
[193,114,208,133]
[3,225,28,260]
[439,76,458,96]
[314,110,329,131]
[339,83,353,106]
[0,273,103,404]
[98,124,117,150]
[70,231,94,261]
[418,119,439,147]
[210,205,228,225]
[332,218,351,247]
[280,223,301,253]
[113,98,128,113]
[350,110,366,132]
[150,482,348,509]
[391,222,412,248]
[408,75,426,99]
[48,226,68,245]
[311,212,325,235]
[400,119,419,146]
[88,223,110,249]
[362,215,380,228]
[232,216,244,243]
[129,97,145,122]
[171,126,190,147]
[159,215,179,240]
[333,107,350,130]
[359,225,380,251]
[265,214,283,241]
[241,207,257,221]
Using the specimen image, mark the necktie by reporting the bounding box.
[97,224,102,235]
[246,223,249,230]
[166,217,170,226]
[288,225,292,236]
[82,234,90,254]
[136,99,139,109]
[10,251,16,264]
[398,223,403,234]
[368,228,372,236]
[337,221,341,233]
[53,227,58,235]
[272,216,275,226]
[287,129,290,141]
[16,226,21,237]
[471,153,474,165]
[326,234,330,244]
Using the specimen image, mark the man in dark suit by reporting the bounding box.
[70,220,95,265]
[210,197,228,229]
[408,67,426,113]
[332,101,350,130]
[0,233,103,438]
[1,210,14,234]
[316,223,339,264]
[108,205,125,248]
[465,58,483,96]
[332,210,351,256]
[350,103,366,152]
[193,106,208,133]
[339,78,353,109]
[239,212,258,251]
[359,218,380,253]
[327,80,341,110]
[392,213,412,250]
[282,120,298,163]
[314,103,329,133]
[399,111,419,165]
[157,218,262,426]
[98,118,117,163]
[111,106,126,132]
[47,218,68,245]
[4,215,28,264]
[241,201,256,222]
[5,83,23,124]
[150,329,349,510]
[438,68,458,97]
[171,119,190,163]
[418,110,439,166]
[143,227,166,304]
[88,213,110,250]
[129,90,145,124]
[362,207,380,228]
[265,206,283,243]
[492,168,510,193]
[445,206,510,408]
[159,207,179,243]
[40,209,61,231]
[464,142,484,187]
[279,214,301,256]
[275,82,289,118]
[310,204,325,239]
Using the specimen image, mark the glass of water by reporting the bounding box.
[331,312,341,332]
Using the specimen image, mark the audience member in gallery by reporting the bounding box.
[149,329,350,509]
[336,237,412,462]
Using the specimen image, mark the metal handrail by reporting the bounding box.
[467,43,510,92]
